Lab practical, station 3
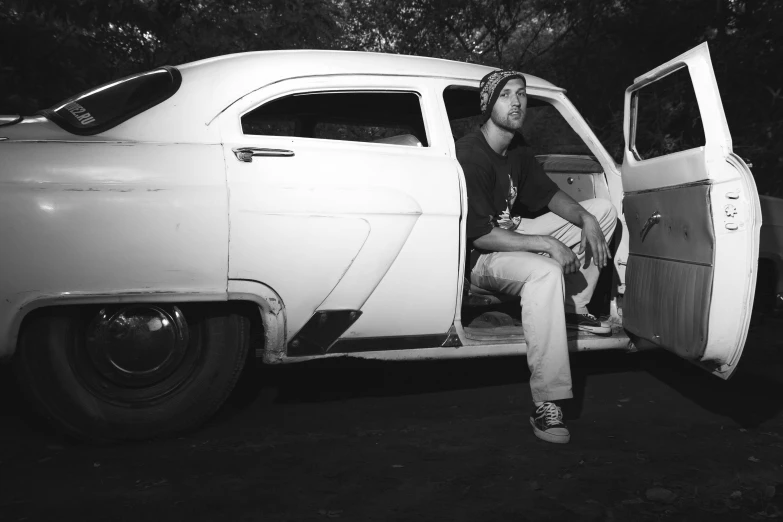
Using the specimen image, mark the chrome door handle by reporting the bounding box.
[640,211,661,240]
[232,147,294,162]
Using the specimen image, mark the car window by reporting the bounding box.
[242,91,428,146]
[443,85,592,156]
[41,67,181,136]
[630,66,706,161]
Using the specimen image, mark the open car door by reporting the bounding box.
[621,42,762,379]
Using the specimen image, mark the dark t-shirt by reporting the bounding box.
[456,130,558,260]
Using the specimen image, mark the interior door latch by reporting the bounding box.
[639,211,661,241]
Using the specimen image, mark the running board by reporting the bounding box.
[274,333,631,364]
[462,324,625,342]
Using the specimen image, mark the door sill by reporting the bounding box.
[463,325,625,343]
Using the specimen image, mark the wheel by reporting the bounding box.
[14,303,250,442]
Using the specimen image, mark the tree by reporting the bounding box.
[1,0,778,194]
[0,0,343,113]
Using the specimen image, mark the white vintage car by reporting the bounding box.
[1,43,781,441]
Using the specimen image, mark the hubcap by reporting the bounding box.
[85,305,189,389]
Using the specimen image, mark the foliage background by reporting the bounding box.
[1,0,779,195]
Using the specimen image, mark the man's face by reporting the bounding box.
[489,78,527,132]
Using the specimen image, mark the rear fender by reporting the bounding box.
[2,282,286,363]
[1,291,227,361]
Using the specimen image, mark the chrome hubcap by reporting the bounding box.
[85,305,189,388]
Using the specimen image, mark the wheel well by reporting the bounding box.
[12,300,260,442]
[240,301,267,357]
[15,300,267,357]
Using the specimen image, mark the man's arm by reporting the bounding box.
[546,190,611,269]
[472,227,551,252]
[472,227,581,274]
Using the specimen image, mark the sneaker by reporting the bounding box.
[565,312,611,335]
[529,402,570,444]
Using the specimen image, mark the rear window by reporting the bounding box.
[41,66,182,135]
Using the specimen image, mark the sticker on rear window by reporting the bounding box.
[40,66,181,136]
[63,102,97,126]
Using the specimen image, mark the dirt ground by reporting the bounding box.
[1,316,782,522]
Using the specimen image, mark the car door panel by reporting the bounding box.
[317,212,421,311]
[624,181,717,361]
[537,155,601,203]
[621,43,761,379]
[623,183,714,263]
[228,211,372,336]
[546,173,595,202]
[225,141,436,339]
[220,79,461,343]
[624,255,712,359]
[341,209,459,338]
[621,145,711,191]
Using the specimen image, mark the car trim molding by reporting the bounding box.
[226,279,287,363]
[207,72,566,126]
[321,327,462,355]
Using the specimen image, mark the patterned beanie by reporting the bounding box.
[479,69,526,122]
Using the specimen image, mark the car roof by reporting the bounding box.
[94,49,563,142]
[179,49,559,85]
[178,50,563,123]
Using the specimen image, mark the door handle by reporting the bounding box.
[232,147,294,162]
[640,211,661,241]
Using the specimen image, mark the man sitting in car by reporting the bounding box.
[456,70,617,444]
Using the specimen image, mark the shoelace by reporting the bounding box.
[538,402,563,425]
[567,313,598,323]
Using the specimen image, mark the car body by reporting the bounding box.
[0,43,779,441]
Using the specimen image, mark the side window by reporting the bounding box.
[630,66,705,161]
[443,86,591,155]
[242,91,428,146]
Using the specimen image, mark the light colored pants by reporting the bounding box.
[470,198,617,402]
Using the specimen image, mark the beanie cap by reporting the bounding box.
[479,69,526,122]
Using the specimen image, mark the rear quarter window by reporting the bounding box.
[41,66,182,136]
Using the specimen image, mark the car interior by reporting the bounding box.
[442,86,618,340]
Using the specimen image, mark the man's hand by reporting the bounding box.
[578,214,611,269]
[546,190,612,270]
[546,237,580,275]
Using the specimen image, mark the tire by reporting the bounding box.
[14,303,250,442]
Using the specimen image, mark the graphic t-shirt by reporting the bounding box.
[455,130,558,266]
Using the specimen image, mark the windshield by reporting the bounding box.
[41,66,181,135]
